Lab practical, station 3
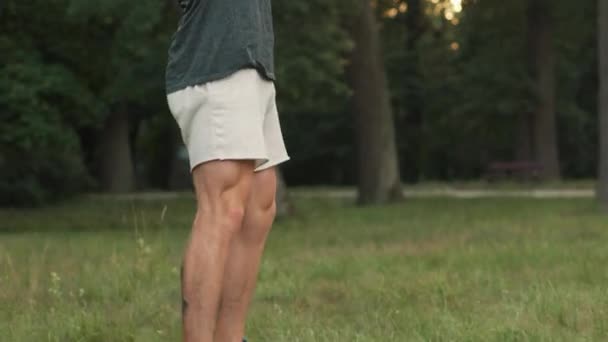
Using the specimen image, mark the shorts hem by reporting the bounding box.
[255,156,291,172]
[190,155,269,172]
[189,155,291,173]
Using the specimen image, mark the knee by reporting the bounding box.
[197,201,246,236]
[263,199,277,222]
[249,169,278,224]
[221,203,247,231]
[241,199,276,243]
[252,195,277,225]
[194,188,249,239]
[190,160,254,239]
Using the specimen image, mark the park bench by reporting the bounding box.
[485,161,543,182]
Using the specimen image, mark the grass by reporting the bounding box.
[403,179,596,190]
[289,180,596,195]
[1,196,608,341]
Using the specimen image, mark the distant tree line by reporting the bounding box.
[1,0,607,208]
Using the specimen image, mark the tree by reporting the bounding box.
[73,0,172,193]
[379,0,427,182]
[348,0,403,205]
[98,108,136,192]
[400,0,425,180]
[0,2,103,205]
[526,0,561,179]
[598,0,608,209]
[0,0,177,201]
[2,0,603,205]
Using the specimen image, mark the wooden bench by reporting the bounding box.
[485,161,543,182]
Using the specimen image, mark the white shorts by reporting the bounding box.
[167,68,290,172]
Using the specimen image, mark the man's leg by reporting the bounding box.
[214,167,278,342]
[182,160,255,342]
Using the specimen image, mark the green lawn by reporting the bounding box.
[1,196,607,341]
[289,180,597,194]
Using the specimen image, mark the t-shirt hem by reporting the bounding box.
[166,67,275,95]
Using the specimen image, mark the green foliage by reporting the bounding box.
[378,0,598,180]
[0,0,362,203]
[553,0,598,177]
[61,0,172,105]
[419,0,532,178]
[0,38,101,205]
[0,0,173,205]
[0,0,602,202]
[269,0,357,184]
[273,0,354,113]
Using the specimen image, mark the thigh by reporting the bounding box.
[192,160,255,210]
[238,168,277,242]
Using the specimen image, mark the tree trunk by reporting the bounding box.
[402,0,425,181]
[348,0,403,205]
[99,109,135,193]
[515,112,534,161]
[598,0,608,209]
[527,0,561,179]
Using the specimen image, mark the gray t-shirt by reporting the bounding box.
[165,0,275,94]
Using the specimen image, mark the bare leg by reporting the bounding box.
[182,160,254,342]
[214,167,278,342]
